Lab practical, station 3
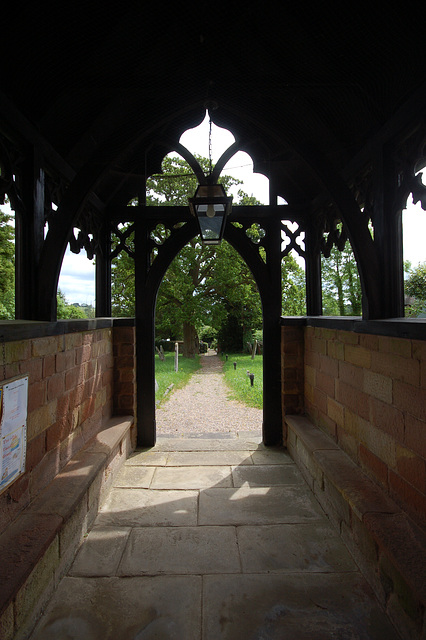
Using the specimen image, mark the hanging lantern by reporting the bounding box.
[188,183,232,245]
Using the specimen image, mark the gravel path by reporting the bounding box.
[156,351,262,436]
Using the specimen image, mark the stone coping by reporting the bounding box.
[281,316,426,340]
[0,318,136,342]
[0,415,134,619]
[285,414,426,606]
[0,315,425,343]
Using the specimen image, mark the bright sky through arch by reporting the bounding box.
[179,112,270,205]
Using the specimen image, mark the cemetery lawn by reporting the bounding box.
[155,353,201,406]
[221,353,263,409]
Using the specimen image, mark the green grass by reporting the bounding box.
[155,353,201,405]
[221,353,263,409]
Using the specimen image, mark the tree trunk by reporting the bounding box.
[183,321,199,358]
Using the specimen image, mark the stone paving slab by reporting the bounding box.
[113,465,155,488]
[251,448,293,465]
[199,485,325,526]
[232,464,304,487]
[236,523,358,573]
[151,466,233,489]
[126,450,169,466]
[26,434,401,640]
[30,575,202,640]
[202,573,400,640]
[236,431,263,442]
[154,438,264,452]
[95,488,198,527]
[166,450,254,466]
[118,526,241,575]
[69,526,131,577]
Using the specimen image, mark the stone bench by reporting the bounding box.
[285,414,426,640]
[0,415,135,640]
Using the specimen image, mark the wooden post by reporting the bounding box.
[304,217,322,316]
[95,221,111,317]
[15,147,46,319]
[135,216,156,448]
[174,342,179,372]
[251,339,258,359]
[262,213,283,446]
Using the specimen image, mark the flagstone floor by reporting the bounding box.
[29,433,400,640]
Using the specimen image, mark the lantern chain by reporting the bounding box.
[208,116,213,177]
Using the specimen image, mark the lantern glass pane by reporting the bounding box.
[198,213,224,241]
[196,204,225,214]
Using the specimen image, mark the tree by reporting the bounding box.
[405,262,426,317]
[0,207,15,319]
[282,253,306,315]
[56,290,87,319]
[206,237,262,352]
[111,154,263,356]
[111,239,136,316]
[321,240,362,315]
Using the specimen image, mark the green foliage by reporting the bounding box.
[111,231,135,316]
[112,154,263,357]
[405,262,426,317]
[78,303,95,318]
[282,253,306,315]
[406,262,426,299]
[147,155,241,207]
[110,154,367,333]
[56,290,88,319]
[155,352,201,406]
[207,238,262,348]
[321,240,362,315]
[0,289,15,320]
[221,353,263,409]
[155,339,176,353]
[198,325,217,344]
[217,314,244,352]
[0,208,15,319]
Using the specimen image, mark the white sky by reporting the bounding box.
[1,113,425,304]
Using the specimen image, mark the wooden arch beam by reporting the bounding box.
[135,213,282,447]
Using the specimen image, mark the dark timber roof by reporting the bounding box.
[3,3,426,208]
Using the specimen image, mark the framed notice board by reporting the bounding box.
[0,375,28,494]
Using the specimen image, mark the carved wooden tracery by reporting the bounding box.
[1,104,425,447]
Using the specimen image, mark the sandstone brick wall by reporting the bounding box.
[113,325,136,416]
[303,326,426,526]
[281,324,304,418]
[0,328,114,536]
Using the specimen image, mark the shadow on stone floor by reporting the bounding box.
[28,438,400,640]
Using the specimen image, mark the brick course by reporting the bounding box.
[295,325,426,525]
[113,326,136,416]
[0,328,115,536]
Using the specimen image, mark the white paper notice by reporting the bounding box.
[0,376,28,493]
